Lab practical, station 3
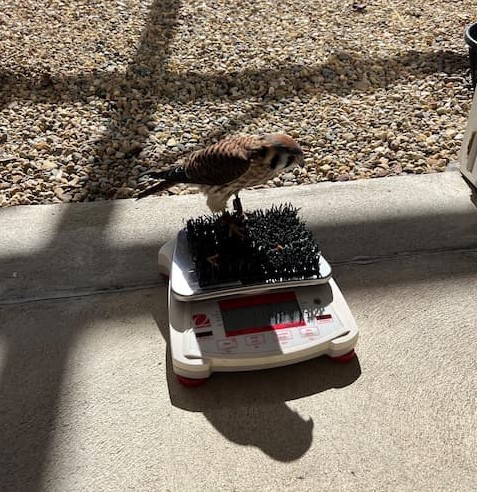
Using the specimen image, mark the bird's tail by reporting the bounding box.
[136,180,178,200]
[136,166,189,200]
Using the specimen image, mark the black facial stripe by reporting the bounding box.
[270,154,280,169]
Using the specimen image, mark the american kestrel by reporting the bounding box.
[137,133,304,214]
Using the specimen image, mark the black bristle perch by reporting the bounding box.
[186,204,321,288]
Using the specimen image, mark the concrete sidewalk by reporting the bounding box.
[1,172,476,491]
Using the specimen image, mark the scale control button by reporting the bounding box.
[277,331,293,341]
[300,326,319,338]
[217,339,237,351]
[245,334,265,346]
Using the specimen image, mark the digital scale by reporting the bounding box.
[159,228,359,386]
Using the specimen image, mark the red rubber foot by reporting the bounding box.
[176,375,208,387]
[330,349,356,363]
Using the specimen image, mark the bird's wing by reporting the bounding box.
[184,136,265,186]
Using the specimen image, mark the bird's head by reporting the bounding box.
[261,134,304,172]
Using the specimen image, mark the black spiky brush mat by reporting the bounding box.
[186,204,321,288]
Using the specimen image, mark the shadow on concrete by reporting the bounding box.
[167,354,361,461]
[0,0,181,490]
[2,195,476,304]
[0,296,104,491]
[0,288,165,492]
[149,303,361,462]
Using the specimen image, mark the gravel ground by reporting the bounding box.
[0,0,475,207]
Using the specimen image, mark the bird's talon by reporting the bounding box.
[235,211,248,221]
[218,211,246,237]
[232,196,244,216]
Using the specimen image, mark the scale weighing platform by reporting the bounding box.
[159,229,359,386]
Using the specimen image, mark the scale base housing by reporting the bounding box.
[159,234,359,382]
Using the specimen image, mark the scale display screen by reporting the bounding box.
[219,291,305,336]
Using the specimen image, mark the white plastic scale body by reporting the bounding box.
[159,230,359,385]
